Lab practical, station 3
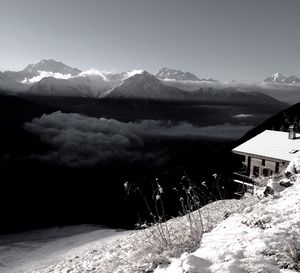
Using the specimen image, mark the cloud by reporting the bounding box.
[126,119,251,139]
[24,112,251,167]
[125,70,144,78]
[78,69,115,81]
[23,71,72,83]
[24,112,163,167]
[233,114,254,119]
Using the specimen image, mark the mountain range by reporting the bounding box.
[0,59,299,104]
[101,71,286,106]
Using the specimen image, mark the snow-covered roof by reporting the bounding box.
[232,130,300,162]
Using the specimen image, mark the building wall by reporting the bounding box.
[249,156,288,178]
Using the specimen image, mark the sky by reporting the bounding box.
[0,0,300,82]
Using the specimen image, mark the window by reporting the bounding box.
[275,162,279,173]
[262,159,265,166]
[262,168,269,177]
[253,166,259,177]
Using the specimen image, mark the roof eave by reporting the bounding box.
[232,150,290,163]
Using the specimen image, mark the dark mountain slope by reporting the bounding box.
[232,102,300,147]
[0,93,60,156]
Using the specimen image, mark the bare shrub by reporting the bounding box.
[124,176,206,258]
[123,172,247,271]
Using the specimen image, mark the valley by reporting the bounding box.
[0,59,297,233]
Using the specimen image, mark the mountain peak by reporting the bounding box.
[264,73,300,84]
[102,71,188,100]
[155,67,200,81]
[122,71,162,85]
[4,59,82,83]
[23,59,81,76]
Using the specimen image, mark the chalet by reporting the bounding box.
[232,128,300,179]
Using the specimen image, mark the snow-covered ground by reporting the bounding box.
[2,180,298,273]
[0,197,256,273]
[155,180,300,273]
[0,225,127,273]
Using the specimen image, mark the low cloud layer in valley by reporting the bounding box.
[24,112,252,167]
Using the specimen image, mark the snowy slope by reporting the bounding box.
[0,225,126,273]
[5,182,298,273]
[5,198,253,273]
[155,180,300,273]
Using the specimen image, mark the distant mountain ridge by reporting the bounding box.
[155,67,217,82]
[100,71,287,108]
[4,59,81,83]
[155,67,201,81]
[264,72,300,84]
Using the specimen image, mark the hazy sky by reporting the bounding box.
[1,0,300,81]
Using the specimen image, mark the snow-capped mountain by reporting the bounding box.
[264,72,300,84]
[155,67,217,82]
[26,69,145,97]
[27,77,83,97]
[102,71,188,100]
[24,59,81,76]
[4,59,81,83]
[155,67,200,81]
[0,71,27,92]
[80,69,144,83]
[4,59,144,86]
[27,75,113,97]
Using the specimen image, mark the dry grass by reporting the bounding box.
[263,240,300,271]
[28,195,259,273]
[133,195,260,271]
